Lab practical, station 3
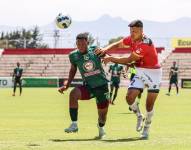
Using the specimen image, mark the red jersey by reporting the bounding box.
[123,35,160,69]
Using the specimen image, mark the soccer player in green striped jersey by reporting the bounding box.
[58,33,110,139]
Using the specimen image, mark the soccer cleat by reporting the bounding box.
[136,114,145,132]
[166,93,170,96]
[141,120,151,139]
[141,126,150,139]
[97,124,106,139]
[65,123,78,133]
[12,93,15,96]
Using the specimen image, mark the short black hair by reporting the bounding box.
[76,32,89,41]
[128,20,143,27]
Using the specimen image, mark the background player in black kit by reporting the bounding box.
[12,62,23,96]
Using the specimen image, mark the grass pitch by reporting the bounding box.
[0,87,191,150]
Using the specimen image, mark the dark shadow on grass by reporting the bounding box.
[102,137,148,142]
[49,137,100,142]
[26,144,40,147]
[49,137,148,143]
[117,112,134,115]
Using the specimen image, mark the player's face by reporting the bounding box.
[17,62,20,67]
[130,27,143,41]
[76,39,88,53]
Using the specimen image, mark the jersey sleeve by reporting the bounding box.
[69,52,77,65]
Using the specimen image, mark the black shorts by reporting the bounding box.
[170,77,178,84]
[111,81,120,88]
[14,78,22,85]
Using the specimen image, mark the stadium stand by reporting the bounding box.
[0,47,168,85]
[161,48,191,82]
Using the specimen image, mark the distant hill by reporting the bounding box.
[1,15,191,48]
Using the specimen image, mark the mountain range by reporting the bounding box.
[1,15,191,48]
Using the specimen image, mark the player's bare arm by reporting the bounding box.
[58,64,77,93]
[103,52,141,65]
[95,39,124,56]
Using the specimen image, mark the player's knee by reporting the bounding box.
[146,104,154,112]
[70,88,81,100]
[126,94,135,105]
[97,100,109,109]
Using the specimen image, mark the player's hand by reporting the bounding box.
[58,85,67,94]
[102,55,113,65]
[95,48,107,57]
[58,80,69,94]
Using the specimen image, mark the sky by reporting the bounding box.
[0,0,191,26]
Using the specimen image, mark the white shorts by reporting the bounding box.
[128,67,162,92]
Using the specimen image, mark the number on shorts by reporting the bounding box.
[131,79,135,86]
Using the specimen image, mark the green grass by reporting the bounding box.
[0,87,191,150]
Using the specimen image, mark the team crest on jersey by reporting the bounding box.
[135,48,141,54]
[83,60,95,72]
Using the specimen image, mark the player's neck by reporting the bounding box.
[79,49,88,54]
[132,36,143,43]
[78,48,88,55]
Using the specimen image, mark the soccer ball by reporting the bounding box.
[55,13,72,29]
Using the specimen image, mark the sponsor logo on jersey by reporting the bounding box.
[84,69,101,77]
[83,60,95,72]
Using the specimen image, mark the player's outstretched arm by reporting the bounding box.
[58,64,77,94]
[103,52,140,65]
[95,39,123,56]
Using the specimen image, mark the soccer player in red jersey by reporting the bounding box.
[95,20,162,138]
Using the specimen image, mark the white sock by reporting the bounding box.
[145,109,154,126]
[129,101,141,117]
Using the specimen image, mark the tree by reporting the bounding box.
[108,36,124,45]
[0,27,48,49]
[0,32,4,40]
